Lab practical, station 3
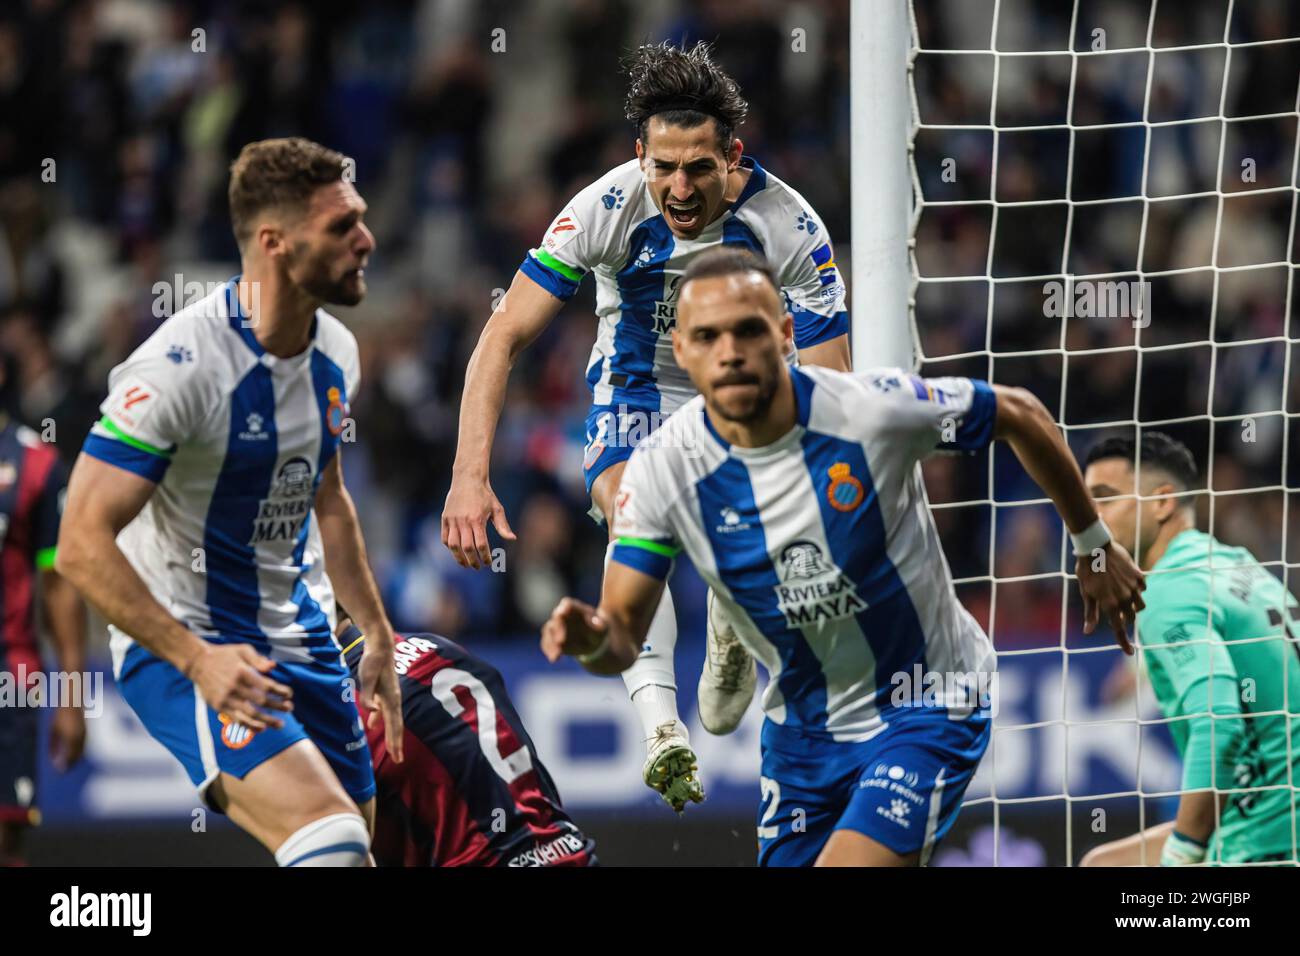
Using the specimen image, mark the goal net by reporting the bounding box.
[903,0,1300,865]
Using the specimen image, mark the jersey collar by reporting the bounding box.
[728,155,767,214]
[225,276,320,369]
[700,365,813,459]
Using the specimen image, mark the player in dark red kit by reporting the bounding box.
[337,611,596,866]
[0,395,89,865]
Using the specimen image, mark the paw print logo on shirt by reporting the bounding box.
[239,411,271,442]
[166,344,194,364]
[796,212,818,235]
[601,186,625,210]
[878,798,911,826]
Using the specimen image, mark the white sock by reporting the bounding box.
[630,683,687,746]
[274,812,370,867]
[607,541,685,744]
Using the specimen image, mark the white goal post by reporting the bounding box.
[852,0,1300,865]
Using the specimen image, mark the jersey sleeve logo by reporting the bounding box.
[601,186,626,210]
[867,372,903,393]
[124,386,150,409]
[614,488,631,522]
[826,462,864,512]
[542,204,585,254]
[908,375,952,405]
[106,375,162,430]
[806,242,843,305]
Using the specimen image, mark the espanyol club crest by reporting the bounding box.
[219,712,258,750]
[326,386,347,437]
[826,462,864,512]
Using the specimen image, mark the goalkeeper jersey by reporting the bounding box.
[1138,528,1300,862]
[520,156,849,415]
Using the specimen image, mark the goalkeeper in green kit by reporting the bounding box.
[1079,432,1300,866]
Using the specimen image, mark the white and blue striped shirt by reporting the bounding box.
[82,279,359,675]
[521,156,849,415]
[611,366,999,740]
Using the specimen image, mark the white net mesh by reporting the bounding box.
[907,0,1300,865]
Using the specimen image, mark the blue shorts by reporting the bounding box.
[582,403,660,521]
[118,644,376,809]
[757,708,990,867]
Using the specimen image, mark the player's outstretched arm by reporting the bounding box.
[314,451,404,762]
[541,560,665,676]
[991,384,1146,653]
[56,454,292,730]
[443,270,566,570]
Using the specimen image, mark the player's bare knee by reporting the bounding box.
[274,811,370,867]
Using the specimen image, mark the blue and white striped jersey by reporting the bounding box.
[82,279,360,675]
[611,366,999,740]
[521,156,849,415]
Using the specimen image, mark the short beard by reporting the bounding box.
[297,269,363,307]
[288,243,364,307]
[711,372,778,424]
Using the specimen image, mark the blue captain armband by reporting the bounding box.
[611,537,680,581]
[933,379,997,452]
[83,416,174,482]
[520,250,584,300]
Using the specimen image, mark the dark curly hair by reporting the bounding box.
[623,41,748,152]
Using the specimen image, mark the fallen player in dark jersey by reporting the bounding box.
[337,610,596,866]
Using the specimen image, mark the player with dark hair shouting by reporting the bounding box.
[443,41,852,813]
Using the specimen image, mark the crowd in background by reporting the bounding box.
[911,0,1300,644]
[1,0,1296,652]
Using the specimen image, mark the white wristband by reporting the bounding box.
[1160,830,1207,866]
[576,635,610,666]
[1071,517,1112,557]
